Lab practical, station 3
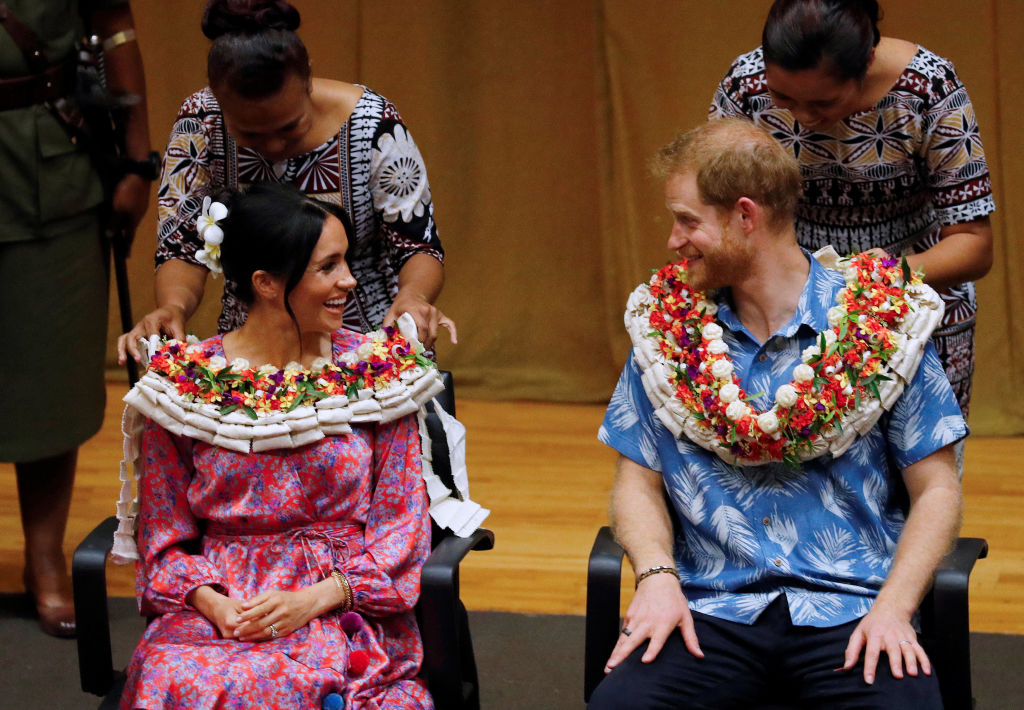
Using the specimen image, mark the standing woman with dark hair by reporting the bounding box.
[119,182,435,709]
[118,0,455,363]
[710,0,994,424]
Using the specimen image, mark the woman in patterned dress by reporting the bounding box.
[709,0,994,418]
[118,0,455,364]
[121,182,433,709]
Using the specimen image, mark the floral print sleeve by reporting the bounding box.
[342,413,431,616]
[136,419,227,615]
[154,90,226,269]
[369,99,444,273]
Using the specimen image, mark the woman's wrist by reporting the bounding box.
[330,570,353,612]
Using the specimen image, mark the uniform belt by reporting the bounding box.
[0,59,75,111]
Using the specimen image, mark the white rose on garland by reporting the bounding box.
[711,359,734,380]
[775,384,799,408]
[757,411,780,435]
[725,400,750,422]
[719,383,741,404]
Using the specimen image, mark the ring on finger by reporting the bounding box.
[269,623,279,639]
[898,640,912,646]
[621,627,632,637]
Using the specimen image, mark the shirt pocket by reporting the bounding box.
[35,107,104,223]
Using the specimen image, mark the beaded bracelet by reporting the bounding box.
[330,570,353,612]
[635,565,680,588]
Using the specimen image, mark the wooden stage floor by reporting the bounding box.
[1,383,1020,633]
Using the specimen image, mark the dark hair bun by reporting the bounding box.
[202,0,301,40]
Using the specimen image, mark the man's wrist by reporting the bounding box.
[870,591,916,620]
[635,564,680,589]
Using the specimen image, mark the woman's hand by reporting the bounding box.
[187,585,244,639]
[233,588,324,642]
[118,260,208,364]
[384,289,457,350]
[117,304,188,364]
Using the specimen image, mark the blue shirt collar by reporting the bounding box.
[713,251,835,342]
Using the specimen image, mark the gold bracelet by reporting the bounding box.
[635,565,680,589]
[102,28,136,52]
[331,570,353,612]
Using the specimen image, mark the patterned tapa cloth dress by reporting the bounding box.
[710,46,995,417]
[155,85,443,334]
[121,331,433,709]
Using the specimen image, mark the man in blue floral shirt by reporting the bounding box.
[588,119,965,709]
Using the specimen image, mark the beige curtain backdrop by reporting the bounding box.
[112,1,1023,434]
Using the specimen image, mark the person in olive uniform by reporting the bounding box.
[0,0,151,636]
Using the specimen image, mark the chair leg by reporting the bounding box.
[584,527,625,702]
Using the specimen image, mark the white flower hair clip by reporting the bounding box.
[196,196,228,276]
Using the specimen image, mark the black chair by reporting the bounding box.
[584,526,988,710]
[74,371,494,710]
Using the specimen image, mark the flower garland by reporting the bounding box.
[111,314,490,564]
[625,248,944,466]
[146,325,434,420]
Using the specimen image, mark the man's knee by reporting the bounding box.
[588,666,682,710]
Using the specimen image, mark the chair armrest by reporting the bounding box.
[72,516,119,697]
[584,526,626,702]
[419,527,494,710]
[435,370,455,418]
[920,537,988,710]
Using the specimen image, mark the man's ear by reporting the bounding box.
[252,270,282,301]
[734,197,760,234]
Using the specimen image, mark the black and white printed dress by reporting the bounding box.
[710,46,995,416]
[155,85,443,334]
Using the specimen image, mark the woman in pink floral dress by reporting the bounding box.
[120,182,434,709]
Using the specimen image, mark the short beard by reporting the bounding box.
[687,222,753,292]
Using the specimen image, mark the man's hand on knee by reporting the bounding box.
[842,601,931,685]
[604,573,704,673]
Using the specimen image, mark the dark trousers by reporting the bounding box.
[588,597,942,709]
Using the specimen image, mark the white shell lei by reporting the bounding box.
[624,247,946,466]
[111,314,489,563]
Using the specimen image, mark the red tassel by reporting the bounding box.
[348,649,370,677]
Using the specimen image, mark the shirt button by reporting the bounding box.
[762,517,770,526]
[759,354,767,362]
[774,558,783,567]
